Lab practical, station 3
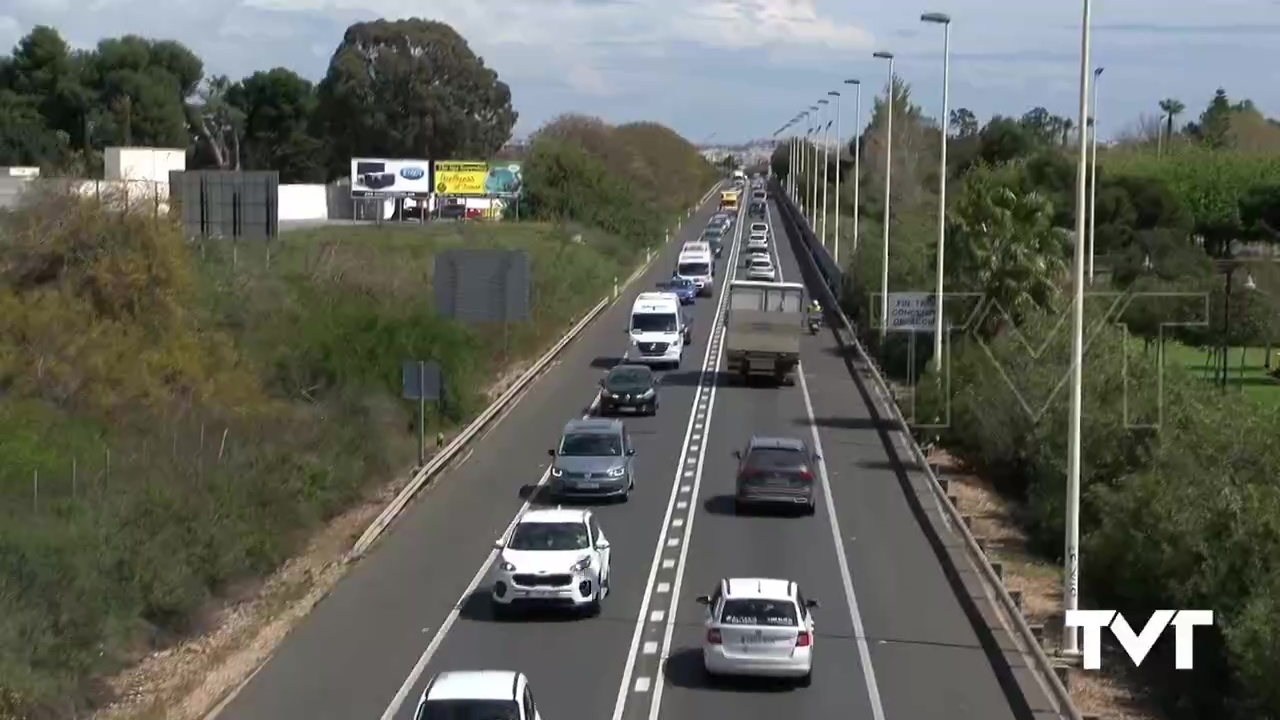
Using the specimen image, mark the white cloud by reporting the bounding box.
[677,0,873,50]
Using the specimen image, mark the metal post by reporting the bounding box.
[853,83,862,254]
[874,52,896,343]
[1088,67,1104,283]
[924,14,952,368]
[417,361,427,467]
[834,91,843,265]
[1062,0,1093,658]
[821,104,831,247]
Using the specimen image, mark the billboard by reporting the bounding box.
[350,158,433,199]
[435,160,524,197]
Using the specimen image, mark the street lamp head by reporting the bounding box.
[873,50,894,59]
[810,105,819,111]
[828,90,840,97]
[920,12,951,24]
[818,99,828,105]
[1094,66,1104,77]
[844,78,860,85]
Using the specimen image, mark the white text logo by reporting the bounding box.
[1065,610,1214,670]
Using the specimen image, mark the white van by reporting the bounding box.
[676,248,715,297]
[628,292,688,369]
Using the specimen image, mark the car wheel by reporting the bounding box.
[734,499,745,515]
[490,600,510,620]
[806,500,816,516]
[587,584,603,616]
[797,671,812,688]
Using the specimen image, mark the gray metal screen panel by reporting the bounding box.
[433,249,531,323]
[400,360,442,401]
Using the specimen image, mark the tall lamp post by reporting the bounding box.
[845,79,862,257]
[794,113,805,201]
[1063,0,1094,659]
[819,97,832,249]
[809,104,821,225]
[1088,66,1103,283]
[922,11,951,368]
[873,50,895,343]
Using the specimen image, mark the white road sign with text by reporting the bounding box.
[888,292,936,332]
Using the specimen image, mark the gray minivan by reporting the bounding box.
[548,418,635,502]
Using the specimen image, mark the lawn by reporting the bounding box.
[1162,341,1280,403]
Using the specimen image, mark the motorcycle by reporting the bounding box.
[807,314,823,334]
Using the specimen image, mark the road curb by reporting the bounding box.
[347,182,722,561]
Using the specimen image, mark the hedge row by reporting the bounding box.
[0,120,716,715]
[916,310,1280,719]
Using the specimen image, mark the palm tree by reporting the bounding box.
[1158,98,1185,147]
[948,167,1070,337]
[1060,117,1074,147]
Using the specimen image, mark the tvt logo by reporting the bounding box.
[1065,609,1214,670]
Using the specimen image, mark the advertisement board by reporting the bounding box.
[435,160,524,197]
[350,158,433,198]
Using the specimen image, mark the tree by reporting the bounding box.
[316,18,517,179]
[1158,97,1185,145]
[946,164,1069,336]
[226,68,324,183]
[86,35,203,150]
[858,75,938,217]
[1190,88,1234,148]
[949,107,978,137]
[189,75,242,169]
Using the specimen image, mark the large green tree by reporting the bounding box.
[226,68,324,183]
[316,18,517,178]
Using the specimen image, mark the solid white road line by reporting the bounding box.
[772,199,888,719]
[609,201,747,720]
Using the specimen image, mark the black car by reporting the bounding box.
[732,436,818,514]
[749,201,765,217]
[598,364,661,415]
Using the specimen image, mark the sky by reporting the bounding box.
[1,0,1277,145]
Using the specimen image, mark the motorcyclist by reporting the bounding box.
[808,299,823,329]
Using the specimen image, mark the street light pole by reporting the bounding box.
[810,105,821,225]
[820,98,832,249]
[1063,0,1093,659]
[1088,67,1103,283]
[873,51,895,343]
[847,79,862,256]
[922,11,951,369]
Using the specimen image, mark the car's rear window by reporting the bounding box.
[720,598,798,626]
[416,699,520,720]
[746,447,806,469]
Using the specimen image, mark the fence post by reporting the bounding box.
[33,469,38,512]
[72,458,77,499]
[218,428,229,462]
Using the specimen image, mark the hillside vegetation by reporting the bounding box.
[0,21,718,719]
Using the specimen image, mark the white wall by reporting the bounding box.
[104,147,186,182]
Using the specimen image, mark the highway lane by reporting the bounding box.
[639,197,1022,720]
[218,197,738,720]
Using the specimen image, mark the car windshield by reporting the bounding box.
[750,260,771,268]
[632,312,678,332]
[608,366,652,387]
[720,598,798,626]
[507,521,590,551]
[678,262,710,276]
[669,277,693,288]
[559,431,622,456]
[416,699,520,720]
[703,227,724,236]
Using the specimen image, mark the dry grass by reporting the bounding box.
[927,449,1163,720]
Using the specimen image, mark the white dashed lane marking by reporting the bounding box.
[609,202,747,720]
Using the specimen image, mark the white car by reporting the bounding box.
[490,507,611,615]
[746,233,769,251]
[697,578,817,685]
[413,669,543,720]
[749,222,769,236]
[746,257,776,281]
[745,250,769,267]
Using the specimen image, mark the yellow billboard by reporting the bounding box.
[434,161,489,196]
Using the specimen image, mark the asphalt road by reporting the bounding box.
[218,189,1023,720]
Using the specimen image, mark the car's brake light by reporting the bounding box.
[706,629,722,644]
[795,631,811,647]
[797,469,813,481]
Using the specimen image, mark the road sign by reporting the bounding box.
[888,292,936,332]
[401,360,442,401]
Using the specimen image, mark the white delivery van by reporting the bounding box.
[675,247,715,297]
[628,292,688,369]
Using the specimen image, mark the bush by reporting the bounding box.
[919,306,1280,720]
[0,187,650,713]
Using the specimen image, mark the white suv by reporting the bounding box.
[490,508,612,615]
[696,577,818,685]
[413,670,542,720]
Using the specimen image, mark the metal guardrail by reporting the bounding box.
[769,178,1081,720]
[348,182,722,559]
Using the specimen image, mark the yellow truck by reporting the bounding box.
[720,189,740,211]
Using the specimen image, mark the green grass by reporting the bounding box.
[0,202,641,715]
[1162,341,1280,403]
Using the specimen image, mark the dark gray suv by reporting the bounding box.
[732,436,818,514]
[549,418,635,502]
